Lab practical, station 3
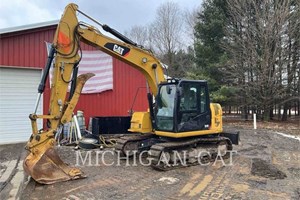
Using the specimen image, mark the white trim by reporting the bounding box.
[0,65,43,70]
[0,20,59,34]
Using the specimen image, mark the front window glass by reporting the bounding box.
[155,84,176,131]
[178,82,209,132]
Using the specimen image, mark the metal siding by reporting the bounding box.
[0,26,56,68]
[75,58,148,121]
[0,25,148,128]
[1,26,56,124]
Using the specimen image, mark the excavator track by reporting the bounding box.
[116,134,234,170]
[115,134,159,156]
[148,136,233,171]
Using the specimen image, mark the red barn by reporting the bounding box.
[0,21,148,144]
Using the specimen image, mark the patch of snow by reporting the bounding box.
[275,132,300,142]
[156,177,179,185]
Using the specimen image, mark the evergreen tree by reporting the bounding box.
[192,0,232,103]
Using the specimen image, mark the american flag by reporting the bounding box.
[46,43,113,94]
[78,50,113,93]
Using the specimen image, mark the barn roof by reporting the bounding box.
[0,20,58,34]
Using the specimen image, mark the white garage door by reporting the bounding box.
[0,67,43,144]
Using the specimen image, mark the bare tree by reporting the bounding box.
[124,25,149,48]
[150,1,184,68]
[183,6,201,47]
[224,0,299,121]
[123,1,197,78]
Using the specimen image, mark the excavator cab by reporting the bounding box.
[155,80,211,133]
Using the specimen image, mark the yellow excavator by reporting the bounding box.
[24,3,239,184]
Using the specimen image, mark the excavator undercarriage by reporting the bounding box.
[115,133,238,170]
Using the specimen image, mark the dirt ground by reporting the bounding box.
[223,115,300,136]
[21,124,300,200]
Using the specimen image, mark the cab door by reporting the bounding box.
[176,80,211,132]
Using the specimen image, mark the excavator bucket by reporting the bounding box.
[24,147,85,184]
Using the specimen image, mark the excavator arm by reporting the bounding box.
[24,3,166,184]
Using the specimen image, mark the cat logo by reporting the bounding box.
[113,44,124,55]
[104,43,130,57]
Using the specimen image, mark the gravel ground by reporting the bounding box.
[0,143,26,199]
[0,143,25,163]
[0,143,25,181]
[21,127,300,200]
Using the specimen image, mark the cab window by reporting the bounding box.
[178,82,209,132]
